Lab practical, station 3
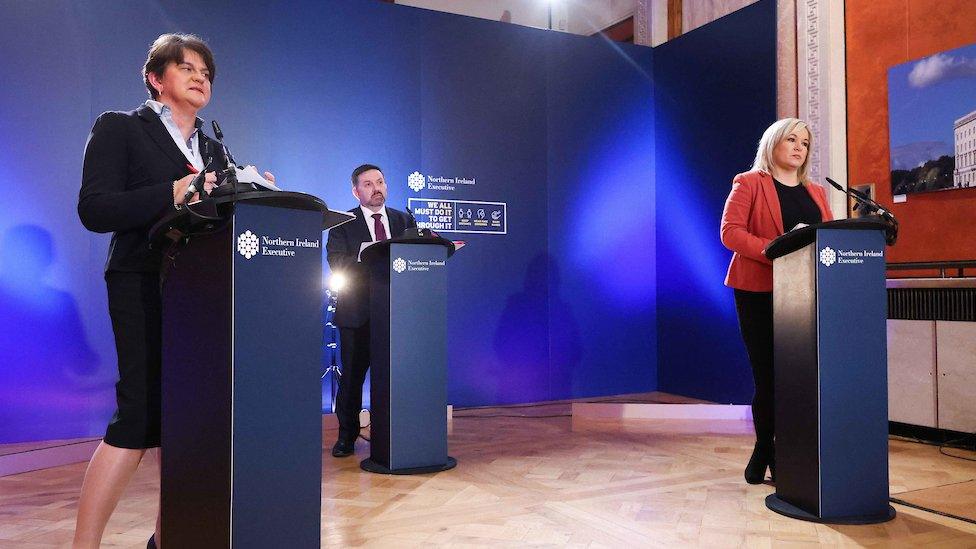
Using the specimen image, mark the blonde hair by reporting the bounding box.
[751,118,813,182]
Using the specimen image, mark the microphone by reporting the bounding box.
[212,120,239,167]
[183,157,215,203]
[824,177,893,218]
[825,177,899,245]
[404,206,435,238]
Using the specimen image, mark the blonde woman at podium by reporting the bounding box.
[75,34,236,549]
[719,118,833,485]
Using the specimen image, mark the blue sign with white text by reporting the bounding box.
[408,198,507,235]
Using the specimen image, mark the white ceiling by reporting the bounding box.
[394,0,636,35]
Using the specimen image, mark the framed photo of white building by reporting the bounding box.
[887,42,976,195]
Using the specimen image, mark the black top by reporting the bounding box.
[78,105,227,272]
[774,179,822,232]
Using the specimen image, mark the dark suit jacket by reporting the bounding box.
[78,104,227,272]
[326,206,416,328]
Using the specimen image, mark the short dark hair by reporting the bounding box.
[351,164,383,186]
[143,33,216,100]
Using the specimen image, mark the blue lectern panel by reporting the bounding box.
[815,229,888,518]
[231,203,323,547]
[388,243,449,470]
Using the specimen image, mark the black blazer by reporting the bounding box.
[78,104,227,272]
[326,206,415,328]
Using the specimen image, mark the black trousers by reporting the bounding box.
[733,289,774,449]
[335,324,371,443]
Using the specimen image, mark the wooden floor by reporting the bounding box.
[2,397,975,547]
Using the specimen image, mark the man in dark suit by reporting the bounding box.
[326,164,416,457]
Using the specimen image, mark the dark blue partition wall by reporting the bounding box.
[547,34,656,397]
[653,0,777,403]
[0,3,116,442]
[0,0,664,442]
[416,12,551,405]
[0,0,777,442]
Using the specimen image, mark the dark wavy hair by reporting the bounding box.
[143,33,215,99]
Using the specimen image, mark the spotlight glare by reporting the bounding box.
[329,272,347,293]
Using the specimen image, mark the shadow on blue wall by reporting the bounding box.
[0,225,110,443]
[493,253,581,403]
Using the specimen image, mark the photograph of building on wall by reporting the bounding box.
[887,42,976,195]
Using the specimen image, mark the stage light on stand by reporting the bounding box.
[322,274,344,413]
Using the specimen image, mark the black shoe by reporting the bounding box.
[148,534,158,549]
[331,439,355,458]
[744,444,770,484]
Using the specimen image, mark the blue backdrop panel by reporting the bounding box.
[546,33,656,397]
[0,0,777,443]
[653,0,777,404]
[414,11,551,405]
[0,2,121,442]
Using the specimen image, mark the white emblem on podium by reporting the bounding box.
[819,246,836,267]
[237,230,260,260]
[393,257,407,273]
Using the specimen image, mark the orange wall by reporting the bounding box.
[846,0,976,264]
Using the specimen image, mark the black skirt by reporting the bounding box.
[103,271,162,449]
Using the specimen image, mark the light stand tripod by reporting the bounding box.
[322,288,340,413]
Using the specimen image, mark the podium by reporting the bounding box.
[358,234,457,474]
[763,218,895,524]
[150,191,353,548]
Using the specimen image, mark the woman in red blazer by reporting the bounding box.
[720,118,833,484]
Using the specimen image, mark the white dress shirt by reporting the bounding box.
[360,205,391,242]
[145,100,204,172]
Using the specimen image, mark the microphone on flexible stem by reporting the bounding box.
[183,157,215,204]
[211,120,238,167]
[825,176,899,245]
[211,120,243,201]
[824,177,894,218]
[405,206,434,238]
[212,120,240,184]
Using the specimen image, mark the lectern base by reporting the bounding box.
[765,494,896,524]
[360,456,457,475]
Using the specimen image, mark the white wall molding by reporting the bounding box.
[797,0,847,217]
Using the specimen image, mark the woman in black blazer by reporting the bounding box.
[74,33,236,549]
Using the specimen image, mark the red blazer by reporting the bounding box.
[720,170,834,292]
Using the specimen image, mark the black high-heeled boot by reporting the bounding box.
[744,443,770,484]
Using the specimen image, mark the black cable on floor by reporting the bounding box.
[889,497,976,526]
[890,433,976,463]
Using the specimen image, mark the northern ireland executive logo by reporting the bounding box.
[819,246,836,267]
[237,230,259,260]
[393,257,407,273]
[408,171,426,192]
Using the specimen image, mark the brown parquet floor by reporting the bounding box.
[1,398,975,547]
